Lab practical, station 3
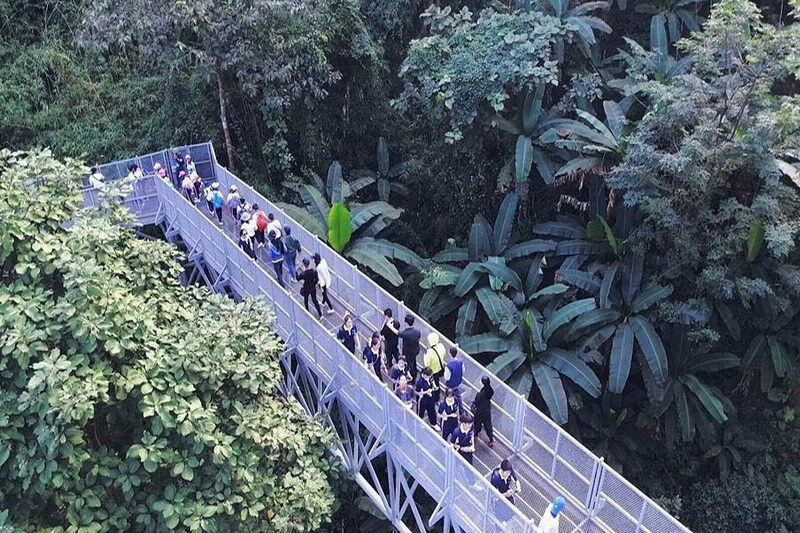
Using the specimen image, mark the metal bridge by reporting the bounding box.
[84,143,690,533]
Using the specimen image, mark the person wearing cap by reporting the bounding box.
[210,183,225,224]
[423,332,446,402]
[313,253,335,314]
[227,185,240,219]
[240,211,257,240]
[537,497,565,533]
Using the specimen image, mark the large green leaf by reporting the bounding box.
[515,135,534,187]
[419,286,442,318]
[555,240,605,256]
[532,363,568,425]
[276,202,327,239]
[525,254,546,296]
[622,251,644,305]
[349,202,402,233]
[558,269,601,294]
[425,293,463,323]
[327,161,344,204]
[543,298,597,341]
[609,324,634,394]
[377,179,390,202]
[475,287,518,335]
[630,284,673,314]
[629,315,668,384]
[348,173,377,193]
[525,308,546,353]
[543,349,601,397]
[459,333,510,354]
[344,245,403,286]
[328,202,352,252]
[715,301,741,342]
[746,219,765,262]
[566,308,621,340]
[453,263,484,298]
[767,335,787,378]
[532,221,584,238]
[742,334,767,369]
[685,352,740,373]
[479,258,522,291]
[377,137,390,176]
[353,237,425,270]
[299,184,331,229]
[455,298,478,338]
[505,239,557,261]
[650,13,668,56]
[603,101,626,140]
[493,193,518,255]
[360,215,394,238]
[522,83,545,134]
[388,162,409,179]
[599,263,619,309]
[487,349,526,381]
[673,383,694,442]
[529,283,569,302]
[468,215,492,261]
[433,248,469,263]
[681,374,727,424]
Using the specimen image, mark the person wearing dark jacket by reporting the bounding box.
[296,258,322,318]
[238,229,256,260]
[472,376,495,447]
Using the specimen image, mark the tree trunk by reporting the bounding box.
[214,59,235,171]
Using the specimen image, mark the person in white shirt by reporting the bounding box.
[537,497,565,533]
[313,253,334,314]
[266,213,283,239]
[240,212,257,240]
[88,167,106,190]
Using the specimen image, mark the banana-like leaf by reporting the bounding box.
[360,215,395,238]
[746,219,765,263]
[456,298,478,338]
[299,184,331,229]
[525,254,546,296]
[328,202,352,252]
[276,202,327,239]
[741,333,766,369]
[529,283,569,302]
[761,355,775,393]
[508,365,534,397]
[674,383,694,441]
[344,246,404,286]
[493,193,518,255]
[349,174,377,194]
[475,287,519,335]
[420,264,461,289]
[459,333,510,354]
[354,237,426,270]
[555,156,603,177]
[533,363,568,425]
[522,83,546,134]
[681,374,727,424]
[650,13,668,56]
[453,263,484,298]
[544,298,597,340]
[433,248,469,262]
[515,135,534,187]
[630,315,668,384]
[349,201,402,233]
[469,215,492,261]
[532,146,557,184]
[558,269,601,294]
[622,250,644,305]
[715,301,741,342]
[767,335,787,378]
[630,284,673,314]
[388,161,409,179]
[487,349,527,381]
[419,287,442,318]
[327,161,344,204]
[480,258,523,291]
[532,220,584,238]
[609,324,634,393]
[377,137,390,176]
[598,215,621,256]
[685,352,740,373]
[599,263,619,309]
[505,239,557,261]
[555,240,605,256]
[575,110,618,149]
[567,308,621,339]
[426,293,462,323]
[526,308,547,353]
[603,101,626,140]
[377,179,390,202]
[578,323,616,354]
[543,348,601,397]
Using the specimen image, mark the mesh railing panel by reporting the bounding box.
[109,144,691,533]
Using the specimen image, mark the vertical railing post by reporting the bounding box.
[550,432,561,479]
[512,394,526,453]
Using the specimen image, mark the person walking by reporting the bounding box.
[537,497,566,533]
[266,213,283,239]
[180,171,194,202]
[191,171,203,203]
[313,253,335,314]
[389,356,412,391]
[227,185,240,219]
[203,181,215,214]
[443,347,465,409]
[423,332,446,402]
[240,212,257,241]
[267,231,286,288]
[89,167,106,190]
[283,227,301,281]
[185,154,196,176]
[415,367,438,428]
[362,332,384,383]
[238,229,256,260]
[472,376,496,447]
[296,258,322,318]
[438,388,460,441]
[336,313,360,355]
[252,204,268,248]
[153,162,168,180]
[449,414,475,465]
[209,183,225,224]
[399,316,421,380]
[381,309,400,367]
[395,375,415,409]
[491,459,523,529]
[236,196,251,221]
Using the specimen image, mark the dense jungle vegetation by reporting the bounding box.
[2,0,800,530]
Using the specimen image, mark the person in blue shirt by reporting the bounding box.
[389,356,412,390]
[336,313,360,355]
[394,374,415,409]
[267,231,286,288]
[362,332,384,383]
[443,347,465,410]
[415,367,438,428]
[210,182,225,224]
[449,414,475,465]
[438,388,459,441]
[491,459,521,505]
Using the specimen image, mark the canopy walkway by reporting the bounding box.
[83,143,690,533]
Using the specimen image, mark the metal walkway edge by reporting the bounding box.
[85,143,690,533]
